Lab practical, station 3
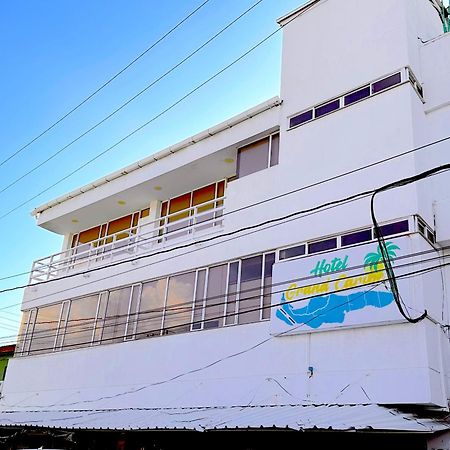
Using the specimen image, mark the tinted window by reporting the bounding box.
[239,256,263,324]
[308,238,337,254]
[315,99,340,118]
[341,229,372,247]
[376,220,409,237]
[270,133,279,167]
[279,244,306,260]
[344,86,370,106]
[372,72,401,94]
[237,138,270,178]
[290,110,313,128]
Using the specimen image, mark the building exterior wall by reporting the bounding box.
[2,0,450,418]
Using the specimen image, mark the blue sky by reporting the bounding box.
[0,0,303,341]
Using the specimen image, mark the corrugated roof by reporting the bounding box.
[0,404,448,432]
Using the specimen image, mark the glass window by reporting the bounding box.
[308,237,337,254]
[101,287,132,344]
[279,244,306,260]
[54,301,70,350]
[372,72,402,94]
[204,265,227,329]
[225,262,239,326]
[238,255,263,324]
[163,272,195,335]
[289,110,313,128]
[125,285,141,340]
[15,311,31,356]
[344,86,371,106]
[237,138,270,178]
[262,253,275,320]
[315,99,340,118]
[106,215,132,240]
[376,220,409,237]
[136,279,167,339]
[63,295,99,350]
[341,229,372,247]
[29,304,62,355]
[270,133,280,167]
[192,270,206,330]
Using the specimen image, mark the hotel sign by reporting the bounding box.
[271,236,414,335]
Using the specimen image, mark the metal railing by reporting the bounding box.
[30,197,225,283]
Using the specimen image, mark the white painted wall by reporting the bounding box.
[4,0,450,414]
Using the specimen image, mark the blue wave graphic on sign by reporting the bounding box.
[276,290,394,329]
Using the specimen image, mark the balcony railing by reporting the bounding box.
[30,197,225,283]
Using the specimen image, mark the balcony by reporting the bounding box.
[30,197,225,283]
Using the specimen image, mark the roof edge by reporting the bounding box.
[277,0,325,25]
[31,96,282,218]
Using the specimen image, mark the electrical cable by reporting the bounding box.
[0,130,449,284]
[2,259,446,410]
[9,253,450,355]
[0,0,265,197]
[0,17,289,222]
[0,0,212,169]
[1,165,449,298]
[371,163,450,323]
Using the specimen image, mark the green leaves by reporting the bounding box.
[364,241,399,272]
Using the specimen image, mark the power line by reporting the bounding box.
[8,251,449,353]
[4,260,446,410]
[0,0,265,197]
[2,245,446,345]
[2,164,448,298]
[0,130,448,285]
[370,163,450,323]
[0,0,212,169]
[0,10,293,222]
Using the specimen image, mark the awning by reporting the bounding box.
[0,404,448,432]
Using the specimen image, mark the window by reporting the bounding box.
[63,295,99,350]
[344,86,370,106]
[224,262,240,326]
[163,272,196,335]
[308,237,337,254]
[159,180,226,237]
[289,110,313,128]
[371,72,402,94]
[28,304,62,355]
[279,244,306,260]
[262,253,275,320]
[236,133,280,179]
[101,287,132,344]
[238,255,263,324]
[315,99,340,118]
[375,220,409,237]
[204,265,227,329]
[136,279,166,339]
[341,229,372,247]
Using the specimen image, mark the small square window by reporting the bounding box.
[315,99,340,118]
[290,110,313,128]
[372,72,402,94]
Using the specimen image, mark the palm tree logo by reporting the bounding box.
[364,241,400,273]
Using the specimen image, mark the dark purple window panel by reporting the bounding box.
[279,245,306,260]
[240,255,263,282]
[341,229,372,247]
[376,220,409,237]
[344,86,371,106]
[315,99,340,118]
[308,238,337,254]
[290,110,313,128]
[372,72,402,94]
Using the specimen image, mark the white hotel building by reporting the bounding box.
[1,0,450,448]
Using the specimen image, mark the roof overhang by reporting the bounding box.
[277,0,327,26]
[0,404,448,432]
[32,97,281,234]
